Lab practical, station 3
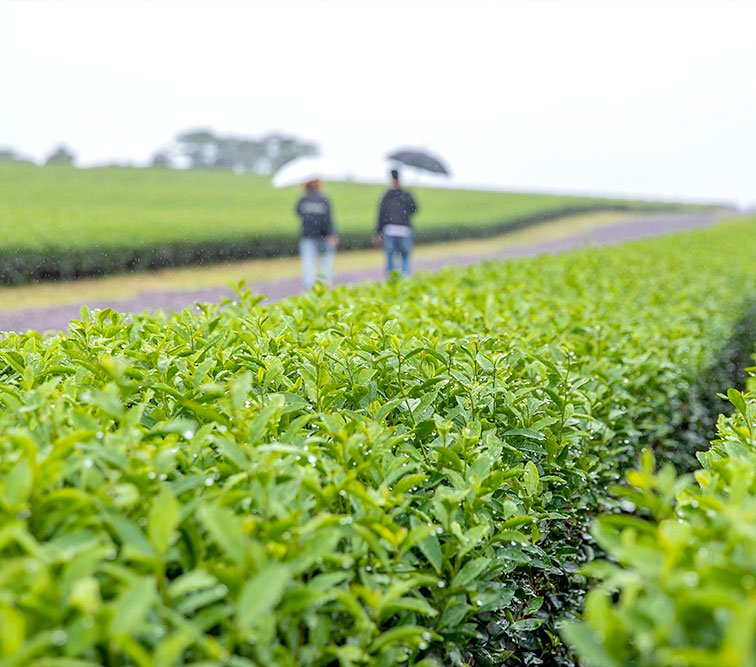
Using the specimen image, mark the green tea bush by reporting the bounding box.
[0,217,755,665]
[561,387,756,666]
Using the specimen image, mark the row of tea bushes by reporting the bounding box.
[562,387,756,666]
[0,217,755,665]
[0,203,663,284]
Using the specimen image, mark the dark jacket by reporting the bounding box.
[296,191,335,239]
[376,188,418,233]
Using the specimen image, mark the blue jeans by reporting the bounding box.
[383,234,413,277]
[299,237,335,289]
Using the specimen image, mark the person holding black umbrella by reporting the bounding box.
[373,169,418,278]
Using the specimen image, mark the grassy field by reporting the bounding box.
[0,162,707,284]
[0,162,692,250]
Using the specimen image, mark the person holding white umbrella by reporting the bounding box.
[273,157,344,290]
[295,178,339,289]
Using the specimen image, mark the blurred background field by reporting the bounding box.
[0,163,691,248]
[0,162,698,284]
[0,210,639,311]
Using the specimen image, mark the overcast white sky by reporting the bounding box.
[2,0,755,206]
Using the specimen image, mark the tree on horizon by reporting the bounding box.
[45,144,76,166]
[163,128,319,173]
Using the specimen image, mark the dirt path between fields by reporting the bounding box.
[0,210,730,334]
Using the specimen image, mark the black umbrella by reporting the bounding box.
[386,148,451,175]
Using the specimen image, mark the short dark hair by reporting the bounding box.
[390,169,399,180]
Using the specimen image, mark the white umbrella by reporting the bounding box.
[272,157,348,188]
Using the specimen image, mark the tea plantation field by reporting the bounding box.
[0,163,695,283]
[0,216,754,665]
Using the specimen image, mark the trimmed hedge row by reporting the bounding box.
[0,203,683,284]
[0,217,754,665]
[562,387,756,666]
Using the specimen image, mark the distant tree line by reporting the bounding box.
[153,129,319,172]
[0,128,319,173]
[0,144,76,166]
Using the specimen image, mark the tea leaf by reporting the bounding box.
[148,489,180,555]
[236,565,291,634]
[109,577,157,637]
